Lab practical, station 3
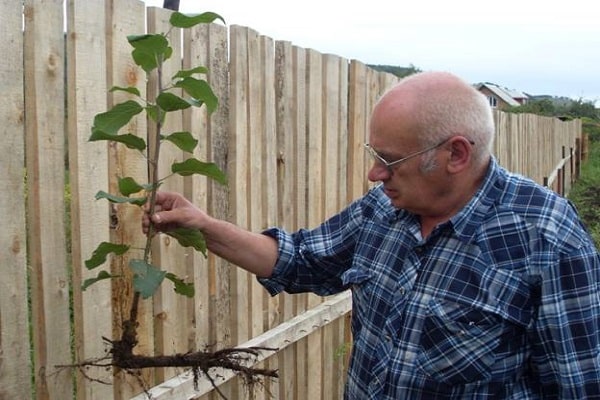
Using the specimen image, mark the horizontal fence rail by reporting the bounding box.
[0,1,582,399]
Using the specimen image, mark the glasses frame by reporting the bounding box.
[364,138,451,172]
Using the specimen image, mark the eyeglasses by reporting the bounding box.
[364,138,451,171]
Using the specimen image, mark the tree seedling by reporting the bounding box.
[67,11,277,399]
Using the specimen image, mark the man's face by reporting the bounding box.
[366,135,446,213]
[366,93,449,215]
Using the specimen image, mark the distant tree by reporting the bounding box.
[505,99,556,116]
[567,99,599,120]
[583,118,600,142]
[368,63,421,78]
[506,98,598,121]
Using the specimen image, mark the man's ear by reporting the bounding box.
[446,136,472,174]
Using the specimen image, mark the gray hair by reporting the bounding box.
[394,72,495,168]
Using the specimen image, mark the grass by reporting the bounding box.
[568,139,600,248]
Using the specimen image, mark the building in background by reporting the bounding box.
[475,82,529,110]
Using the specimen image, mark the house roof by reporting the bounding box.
[474,82,524,106]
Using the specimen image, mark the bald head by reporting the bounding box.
[371,71,495,168]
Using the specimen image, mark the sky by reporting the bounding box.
[144,0,600,105]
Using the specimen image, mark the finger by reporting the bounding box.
[151,211,164,224]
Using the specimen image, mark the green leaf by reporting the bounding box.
[109,86,141,97]
[173,66,209,80]
[165,272,195,297]
[89,131,146,150]
[82,270,115,291]
[127,34,171,73]
[85,241,130,270]
[171,158,227,185]
[90,100,144,137]
[129,259,167,299]
[174,77,218,113]
[95,190,147,206]
[166,227,207,256]
[157,92,192,112]
[118,177,145,196]
[169,11,225,28]
[162,131,198,153]
[146,104,163,124]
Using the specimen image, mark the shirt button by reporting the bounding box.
[399,287,406,296]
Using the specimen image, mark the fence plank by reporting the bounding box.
[228,24,251,346]
[188,21,234,400]
[0,2,32,399]
[131,292,352,400]
[347,61,370,202]
[66,0,114,398]
[321,53,345,400]
[322,54,341,218]
[246,28,266,352]
[227,25,253,398]
[305,47,325,399]
[106,0,153,397]
[146,6,191,384]
[260,33,281,399]
[23,1,73,398]
[274,39,297,400]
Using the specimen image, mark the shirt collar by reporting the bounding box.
[450,157,505,242]
[370,157,506,241]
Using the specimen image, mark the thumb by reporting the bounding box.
[151,211,165,224]
[152,209,181,226]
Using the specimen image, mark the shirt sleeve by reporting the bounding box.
[257,199,365,297]
[531,240,600,398]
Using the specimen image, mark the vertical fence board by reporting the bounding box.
[23,0,73,398]
[322,54,342,218]
[228,23,251,347]
[147,6,190,384]
[291,45,309,351]
[274,39,299,400]
[305,47,324,400]
[260,33,281,399]
[181,23,213,400]
[261,34,279,330]
[106,0,152,397]
[321,53,343,400]
[227,24,252,398]
[0,2,31,399]
[347,61,370,201]
[246,28,265,351]
[198,21,233,400]
[66,0,114,399]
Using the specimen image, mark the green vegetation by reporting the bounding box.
[84,12,227,297]
[368,63,421,78]
[568,140,600,248]
[582,118,600,142]
[70,11,278,390]
[504,93,600,246]
[505,97,599,121]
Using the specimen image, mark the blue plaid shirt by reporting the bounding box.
[259,158,600,399]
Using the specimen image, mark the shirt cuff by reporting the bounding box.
[256,227,294,296]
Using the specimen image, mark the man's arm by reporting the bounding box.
[143,191,278,278]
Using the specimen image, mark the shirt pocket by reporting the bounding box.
[342,267,373,337]
[416,299,505,385]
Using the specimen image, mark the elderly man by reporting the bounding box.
[144,71,600,399]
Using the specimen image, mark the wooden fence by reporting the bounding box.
[0,1,582,399]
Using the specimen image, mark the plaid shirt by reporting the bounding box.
[259,158,600,399]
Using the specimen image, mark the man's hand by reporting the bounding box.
[142,191,206,234]
[142,190,277,278]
